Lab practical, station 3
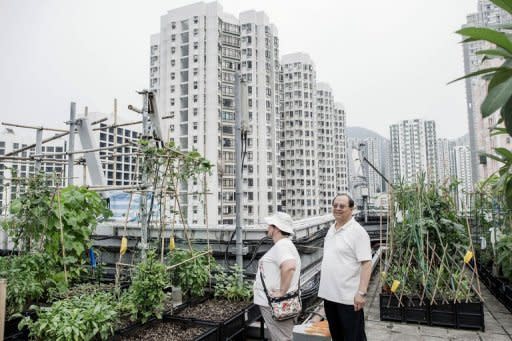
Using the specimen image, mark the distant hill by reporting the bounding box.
[346,126,388,141]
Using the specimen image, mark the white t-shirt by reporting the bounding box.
[253,238,301,307]
[318,218,372,305]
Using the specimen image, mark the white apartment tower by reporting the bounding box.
[452,145,473,212]
[281,53,319,219]
[0,128,67,214]
[333,103,349,193]
[364,137,381,196]
[316,83,337,214]
[390,119,438,185]
[239,10,282,224]
[463,0,512,181]
[150,2,241,226]
[437,138,454,185]
[150,3,281,226]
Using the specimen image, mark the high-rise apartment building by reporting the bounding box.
[437,138,454,185]
[316,83,337,214]
[463,0,512,182]
[238,10,282,225]
[150,3,282,226]
[333,103,349,194]
[390,119,438,185]
[0,128,67,214]
[281,53,319,218]
[150,2,240,226]
[452,145,473,211]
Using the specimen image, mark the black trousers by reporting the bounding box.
[324,299,367,341]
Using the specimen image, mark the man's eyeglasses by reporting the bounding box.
[332,204,348,209]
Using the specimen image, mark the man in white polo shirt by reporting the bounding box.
[318,193,372,341]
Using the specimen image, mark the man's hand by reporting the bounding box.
[354,293,366,311]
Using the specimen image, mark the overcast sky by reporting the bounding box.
[0,0,477,139]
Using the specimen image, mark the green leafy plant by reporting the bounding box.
[214,264,253,301]
[168,249,214,298]
[496,234,512,281]
[0,253,62,317]
[3,175,112,282]
[2,173,53,251]
[121,249,168,323]
[19,291,118,341]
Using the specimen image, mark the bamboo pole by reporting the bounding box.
[0,278,6,341]
[165,250,211,270]
[56,190,68,285]
[4,131,70,157]
[1,122,68,133]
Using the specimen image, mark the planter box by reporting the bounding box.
[379,293,403,322]
[430,302,456,328]
[115,316,218,341]
[380,294,485,331]
[456,302,485,331]
[244,303,261,325]
[403,296,429,325]
[193,310,246,341]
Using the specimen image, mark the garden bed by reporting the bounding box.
[176,298,249,340]
[115,317,217,341]
[380,293,485,331]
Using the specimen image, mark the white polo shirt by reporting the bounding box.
[253,238,301,307]
[318,218,371,305]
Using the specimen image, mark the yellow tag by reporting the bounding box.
[120,237,127,255]
[169,237,175,251]
[464,251,473,264]
[391,280,400,293]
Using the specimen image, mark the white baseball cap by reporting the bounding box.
[264,212,295,235]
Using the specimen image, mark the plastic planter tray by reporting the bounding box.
[430,301,457,328]
[456,302,485,331]
[379,293,404,322]
[403,296,429,325]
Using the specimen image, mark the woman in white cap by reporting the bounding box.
[253,212,301,341]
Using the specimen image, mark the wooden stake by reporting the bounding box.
[56,190,68,285]
[0,278,6,341]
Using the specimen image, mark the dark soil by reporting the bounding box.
[177,298,250,321]
[119,320,211,341]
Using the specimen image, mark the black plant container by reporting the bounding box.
[244,303,261,325]
[456,302,485,331]
[430,301,457,328]
[114,316,218,341]
[403,296,429,325]
[193,310,246,341]
[379,293,404,322]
